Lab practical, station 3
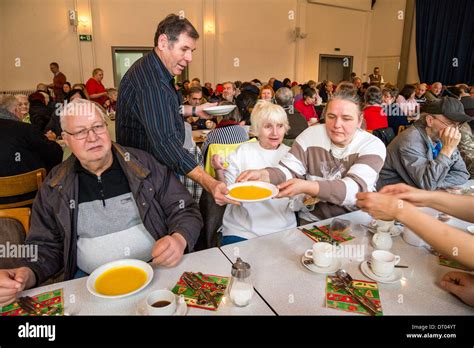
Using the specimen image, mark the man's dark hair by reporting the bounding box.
[50,62,59,68]
[399,84,416,100]
[154,14,199,47]
[303,87,317,99]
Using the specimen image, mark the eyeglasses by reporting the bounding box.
[63,122,108,140]
[431,116,461,130]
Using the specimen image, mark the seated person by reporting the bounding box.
[396,84,419,118]
[363,86,388,131]
[0,96,62,206]
[104,88,118,114]
[185,86,211,129]
[414,83,428,105]
[274,87,308,141]
[201,101,248,159]
[425,82,443,102]
[357,183,474,306]
[294,87,320,122]
[237,91,386,221]
[0,99,202,306]
[319,80,334,103]
[27,92,52,133]
[378,97,470,190]
[15,95,31,123]
[382,86,411,136]
[259,85,275,103]
[212,101,296,245]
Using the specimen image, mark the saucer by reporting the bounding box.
[301,254,343,274]
[136,295,187,316]
[360,261,402,284]
[366,221,402,237]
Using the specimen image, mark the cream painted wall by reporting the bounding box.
[0,0,414,91]
[302,3,370,82]
[365,0,406,84]
[0,0,81,91]
[214,0,297,83]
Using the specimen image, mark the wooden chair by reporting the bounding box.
[0,168,46,209]
[0,208,31,235]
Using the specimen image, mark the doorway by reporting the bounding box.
[318,55,353,83]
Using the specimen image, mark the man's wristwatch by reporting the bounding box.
[192,106,197,116]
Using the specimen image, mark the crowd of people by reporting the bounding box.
[0,13,473,308]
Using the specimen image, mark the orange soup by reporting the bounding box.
[95,266,147,296]
[229,186,272,200]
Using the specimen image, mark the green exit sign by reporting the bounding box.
[79,34,92,41]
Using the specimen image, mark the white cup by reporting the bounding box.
[305,242,334,267]
[371,250,400,277]
[145,289,176,315]
[375,219,395,233]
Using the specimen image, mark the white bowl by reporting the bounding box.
[86,259,154,299]
[225,181,279,202]
[203,105,236,116]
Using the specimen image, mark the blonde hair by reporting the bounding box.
[92,68,103,76]
[250,100,289,135]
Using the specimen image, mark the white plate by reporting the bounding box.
[467,226,474,234]
[225,181,279,203]
[360,261,402,284]
[366,221,402,237]
[201,129,211,135]
[301,254,343,274]
[86,259,154,299]
[203,105,236,116]
[136,295,187,316]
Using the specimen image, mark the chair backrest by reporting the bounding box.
[204,139,257,178]
[0,168,46,209]
[0,208,31,235]
[372,127,396,147]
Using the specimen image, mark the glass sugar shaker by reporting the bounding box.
[228,257,253,307]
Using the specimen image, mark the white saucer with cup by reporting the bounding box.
[304,242,338,268]
[370,250,400,278]
[143,289,177,315]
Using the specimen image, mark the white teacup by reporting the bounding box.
[374,219,395,233]
[402,226,428,247]
[146,289,177,315]
[305,242,334,267]
[370,250,400,277]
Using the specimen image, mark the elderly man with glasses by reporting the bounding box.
[0,99,202,306]
[378,97,471,190]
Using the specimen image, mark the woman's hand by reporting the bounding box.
[236,169,270,183]
[211,154,226,171]
[277,179,318,198]
[356,192,405,220]
[379,183,432,207]
[440,271,474,307]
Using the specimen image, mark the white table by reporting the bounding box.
[20,247,274,316]
[220,210,473,315]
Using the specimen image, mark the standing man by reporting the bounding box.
[116,14,234,205]
[368,67,384,85]
[48,62,67,102]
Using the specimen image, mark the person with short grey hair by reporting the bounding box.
[0,95,19,117]
[275,87,307,141]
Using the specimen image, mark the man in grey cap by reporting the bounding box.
[378,97,471,190]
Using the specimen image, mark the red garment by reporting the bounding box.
[363,105,388,131]
[294,99,317,122]
[53,72,66,102]
[86,78,108,106]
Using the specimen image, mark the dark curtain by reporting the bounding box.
[416,0,474,85]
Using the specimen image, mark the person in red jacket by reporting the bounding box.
[48,62,67,102]
[363,86,388,131]
[86,68,108,106]
[294,87,319,122]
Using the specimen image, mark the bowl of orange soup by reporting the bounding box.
[87,259,154,298]
[225,181,279,202]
